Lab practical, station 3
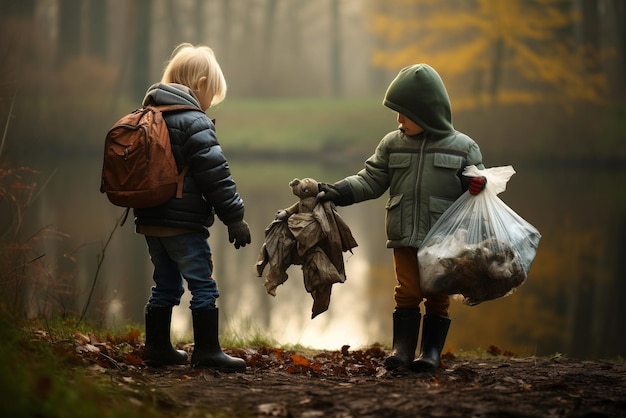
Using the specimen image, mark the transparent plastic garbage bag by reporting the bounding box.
[418,165,541,305]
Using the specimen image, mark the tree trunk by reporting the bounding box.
[59,0,81,66]
[131,0,151,102]
[330,0,341,97]
[87,0,107,60]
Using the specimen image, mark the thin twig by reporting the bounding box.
[97,351,122,370]
[0,93,16,160]
[77,210,128,326]
[8,169,58,239]
[26,254,46,264]
[28,168,57,207]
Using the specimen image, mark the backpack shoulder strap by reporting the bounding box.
[175,165,190,199]
[148,104,202,113]
[146,104,201,198]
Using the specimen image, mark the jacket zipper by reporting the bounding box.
[409,135,428,247]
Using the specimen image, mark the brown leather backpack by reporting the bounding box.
[100,105,198,208]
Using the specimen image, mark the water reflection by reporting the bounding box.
[28,157,626,359]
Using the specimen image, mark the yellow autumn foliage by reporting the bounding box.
[368,0,608,109]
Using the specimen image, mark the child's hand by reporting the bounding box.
[468,176,487,195]
[227,220,251,249]
[317,183,341,203]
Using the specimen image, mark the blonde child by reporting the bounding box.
[136,43,250,372]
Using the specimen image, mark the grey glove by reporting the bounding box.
[227,220,251,249]
[317,182,342,204]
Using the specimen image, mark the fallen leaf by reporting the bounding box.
[291,354,311,367]
[258,402,289,416]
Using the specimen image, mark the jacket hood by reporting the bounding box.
[142,83,202,108]
[383,64,454,138]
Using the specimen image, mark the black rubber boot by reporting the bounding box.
[384,308,421,370]
[143,306,188,366]
[191,308,246,373]
[412,314,451,372]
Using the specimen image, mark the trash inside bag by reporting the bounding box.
[418,165,541,306]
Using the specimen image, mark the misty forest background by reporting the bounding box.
[0,0,625,358]
[1,0,624,162]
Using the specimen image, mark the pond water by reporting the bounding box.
[23,156,626,359]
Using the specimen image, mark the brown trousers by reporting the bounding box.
[393,247,450,316]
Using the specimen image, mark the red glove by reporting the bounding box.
[468,176,487,195]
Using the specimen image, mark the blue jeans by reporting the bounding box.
[145,232,219,310]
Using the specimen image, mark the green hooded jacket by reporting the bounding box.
[334,64,484,248]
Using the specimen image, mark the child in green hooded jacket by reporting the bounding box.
[317,64,487,372]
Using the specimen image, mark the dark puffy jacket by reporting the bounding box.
[134,83,245,235]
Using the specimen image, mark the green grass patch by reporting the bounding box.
[210,97,394,154]
[220,317,281,349]
[0,318,162,418]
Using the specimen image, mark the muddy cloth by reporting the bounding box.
[256,201,357,318]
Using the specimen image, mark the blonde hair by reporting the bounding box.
[161,43,227,106]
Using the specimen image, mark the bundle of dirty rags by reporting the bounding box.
[255,200,357,318]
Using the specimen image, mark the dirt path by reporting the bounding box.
[59,331,626,417]
[129,352,626,417]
